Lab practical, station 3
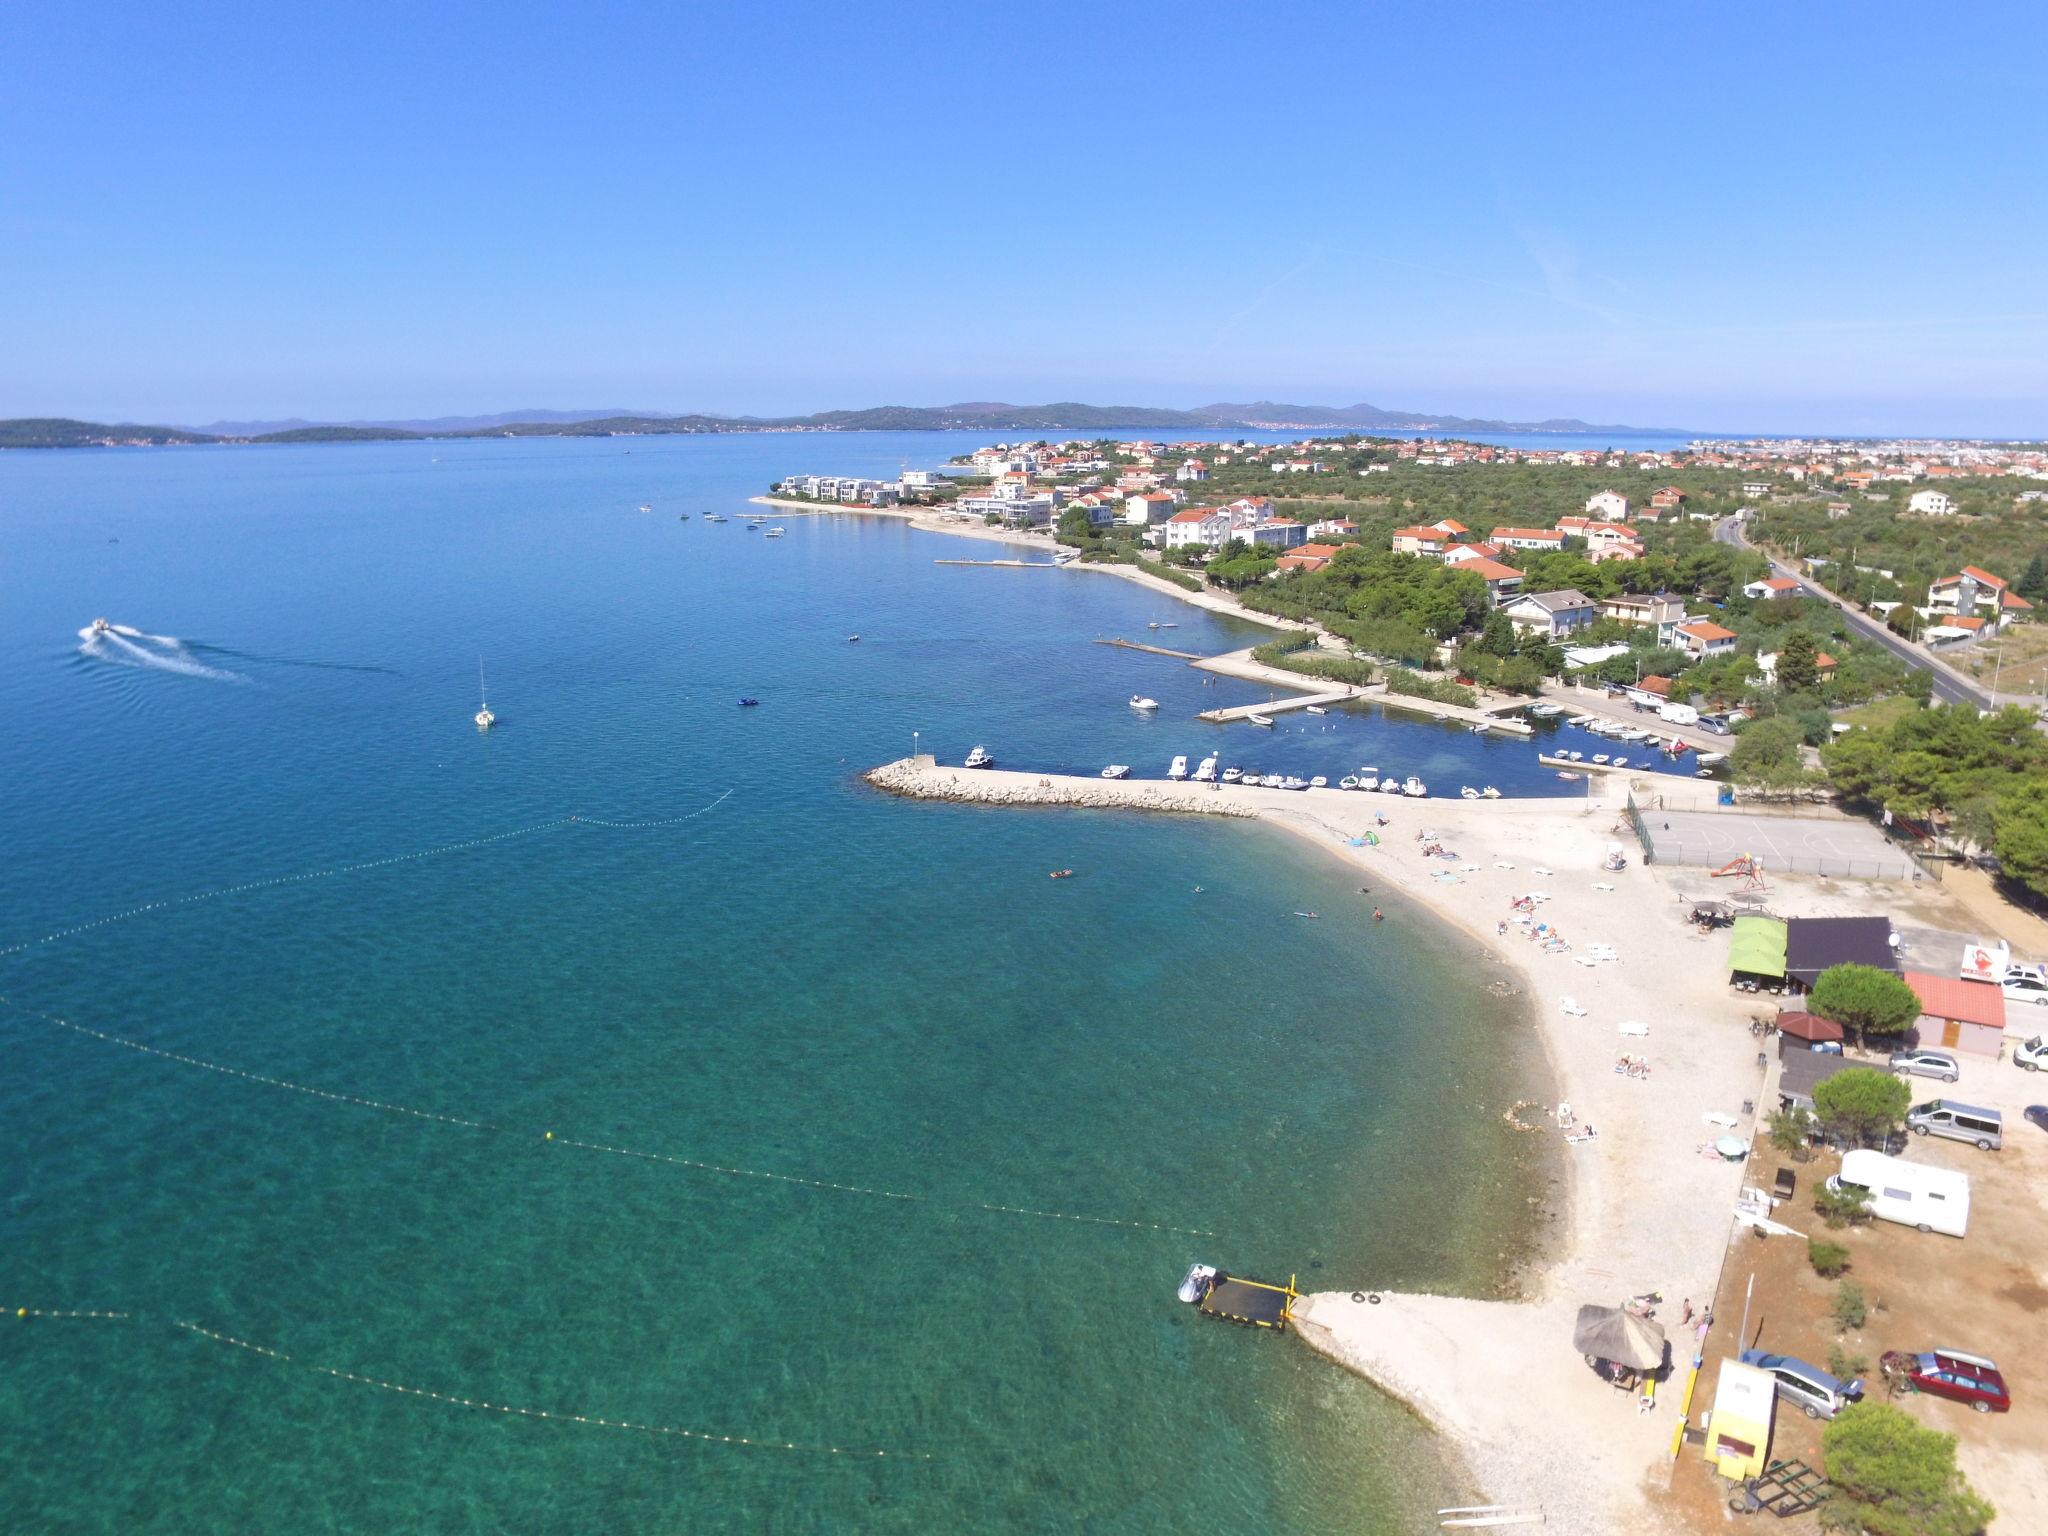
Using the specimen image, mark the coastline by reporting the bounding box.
[867,757,1761,1530]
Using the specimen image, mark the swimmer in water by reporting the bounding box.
[1373,908,1384,921]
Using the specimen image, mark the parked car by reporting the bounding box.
[1890,1049,1960,1083]
[2015,1036,2047,1072]
[1739,1350,1866,1419]
[2004,964,2048,1009]
[1907,1099,2002,1151]
[2026,1106,2048,1134]
[1892,1349,2010,1414]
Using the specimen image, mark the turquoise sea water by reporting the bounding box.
[1,436,1557,1533]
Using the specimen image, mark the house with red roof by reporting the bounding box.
[1742,576,1804,600]
[1490,526,1564,551]
[1389,518,1467,556]
[1276,542,1343,573]
[1674,620,1738,660]
[1454,556,1526,606]
[1928,566,2030,629]
[1903,970,2006,1057]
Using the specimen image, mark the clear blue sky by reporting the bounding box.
[5,0,2044,435]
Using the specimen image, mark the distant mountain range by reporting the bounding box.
[1,400,1684,450]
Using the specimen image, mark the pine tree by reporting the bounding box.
[2018,552,2048,604]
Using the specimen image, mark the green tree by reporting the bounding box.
[2017,551,2048,604]
[1056,507,1096,544]
[1776,628,1821,694]
[1480,607,1516,657]
[1992,787,2048,894]
[1820,1402,1995,1536]
[1767,1106,1817,1160]
[1811,1066,1911,1147]
[1730,715,1807,788]
[1821,729,1897,804]
[1808,963,1922,1038]
[1831,1279,1868,1331]
[1808,1238,1850,1277]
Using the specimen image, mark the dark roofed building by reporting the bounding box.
[1784,916,1899,988]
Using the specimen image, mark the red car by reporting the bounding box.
[1888,1349,2010,1413]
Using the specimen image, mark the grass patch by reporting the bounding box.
[1834,695,1922,732]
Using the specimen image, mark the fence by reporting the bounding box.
[1623,791,1654,864]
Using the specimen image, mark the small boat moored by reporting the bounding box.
[1220,766,1243,784]
[1193,755,1218,782]
[1167,755,1189,780]
[964,745,994,768]
[1246,712,1275,729]
[1101,764,1131,779]
[1179,1265,1300,1331]
[1305,705,1328,715]
[1461,786,1480,800]
[1130,695,1160,711]
[1482,786,1501,799]
[1403,776,1428,797]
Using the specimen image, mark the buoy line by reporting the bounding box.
[173,1321,930,1459]
[5,1308,928,1460]
[0,789,736,965]
[2,992,1222,1239]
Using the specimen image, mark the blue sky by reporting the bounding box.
[4,0,2044,435]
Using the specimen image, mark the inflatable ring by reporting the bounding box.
[1368,1293,1382,1304]
[1351,1291,1365,1304]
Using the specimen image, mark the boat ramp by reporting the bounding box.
[1199,689,1358,723]
[1094,637,1206,660]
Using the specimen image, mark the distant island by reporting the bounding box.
[0,399,1688,450]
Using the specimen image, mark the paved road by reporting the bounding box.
[1713,514,1991,708]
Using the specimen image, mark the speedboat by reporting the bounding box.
[1281,776,1309,791]
[1591,753,1609,765]
[1262,774,1286,788]
[1340,775,1359,790]
[1101,764,1131,779]
[1471,721,1490,733]
[1611,756,1629,768]
[1168,755,1189,780]
[740,697,761,707]
[1566,750,1583,761]
[1305,705,1328,715]
[1403,776,1428,797]
[1697,751,1728,766]
[1482,786,1501,798]
[1358,776,1379,791]
[706,514,728,523]
[1246,712,1275,728]
[1130,695,1160,711]
[1147,622,1160,630]
[1221,766,1244,784]
[764,527,785,538]
[1461,786,1480,800]
[1178,1264,1219,1305]
[637,503,652,513]
[474,658,495,731]
[848,635,860,643]
[678,513,691,520]
[1431,712,1449,723]
[964,745,994,768]
[1557,771,1582,781]
[90,617,112,635]
[1193,755,1218,782]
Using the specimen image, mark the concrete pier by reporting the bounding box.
[1198,690,1359,722]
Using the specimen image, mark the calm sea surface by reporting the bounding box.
[1,434,1560,1534]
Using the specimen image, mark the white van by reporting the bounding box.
[1828,1150,1970,1238]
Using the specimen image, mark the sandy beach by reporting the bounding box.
[868,756,1779,1531]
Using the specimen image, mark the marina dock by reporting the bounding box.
[1199,689,1359,722]
[933,558,1061,569]
[1368,690,1535,736]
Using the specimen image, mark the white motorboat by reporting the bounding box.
[1611,756,1630,768]
[1130,695,1161,711]
[1566,750,1583,761]
[848,634,860,643]
[1697,751,1728,766]
[1381,779,1404,794]
[1167,755,1189,780]
[1305,705,1328,715]
[1158,622,1178,629]
[1591,753,1610,765]
[1178,1264,1219,1304]
[1431,712,1449,723]
[1260,774,1285,788]
[964,745,995,768]
[765,527,786,538]
[1528,702,1564,717]
[90,616,112,635]
[1340,775,1360,790]
[1220,766,1244,783]
[1557,771,1582,781]
[1281,776,1309,791]
[1403,776,1428,797]
[474,658,496,731]
[1358,776,1379,791]
[1193,755,1218,782]
[637,502,652,513]
[1147,622,1160,630]
[1101,764,1131,779]
[1460,786,1479,800]
[706,513,728,523]
[1246,712,1275,728]
[1471,721,1490,733]
[1482,786,1501,798]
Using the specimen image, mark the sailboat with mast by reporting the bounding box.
[474,659,496,731]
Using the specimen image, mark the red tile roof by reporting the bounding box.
[1167,508,1213,523]
[1903,971,2006,1029]
[1490,526,1561,541]
[1960,565,2007,588]
[1678,621,1737,642]
[1458,557,1525,582]
[1637,675,1673,696]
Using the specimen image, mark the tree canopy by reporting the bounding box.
[1809,964,1921,1037]
[1811,1067,1911,1146]
[1821,1402,1995,1536]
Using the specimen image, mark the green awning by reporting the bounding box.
[1729,916,1788,978]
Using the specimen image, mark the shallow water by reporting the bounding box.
[1,435,1557,1532]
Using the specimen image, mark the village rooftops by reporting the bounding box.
[1456,556,1526,582]
[1512,588,1596,615]
[1676,620,1737,642]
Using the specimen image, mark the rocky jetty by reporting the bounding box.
[863,756,1257,819]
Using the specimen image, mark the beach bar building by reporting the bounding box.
[1783,916,1898,990]
[1703,1359,1777,1481]
[1902,971,2007,1058]
[1727,916,1787,987]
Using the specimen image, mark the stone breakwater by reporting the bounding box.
[863,757,1258,819]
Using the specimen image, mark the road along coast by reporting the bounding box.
[867,755,1765,1532]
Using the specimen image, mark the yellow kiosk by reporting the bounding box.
[1703,1358,1776,1480]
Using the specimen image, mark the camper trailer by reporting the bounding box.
[1827,1151,1970,1238]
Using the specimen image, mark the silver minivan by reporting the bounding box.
[1908,1099,2002,1151]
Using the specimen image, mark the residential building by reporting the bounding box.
[1650,486,1687,510]
[1124,490,1180,525]
[1741,481,1772,496]
[1501,588,1599,639]
[1674,620,1739,660]
[1389,518,1467,556]
[1908,490,1957,516]
[1583,490,1630,521]
[1927,566,2029,622]
[1456,556,1526,606]
[1236,518,1307,550]
[1441,541,1506,568]
[1276,542,1342,573]
[1490,526,1565,551]
[1742,576,1803,600]
[956,491,1055,526]
[1756,649,1837,683]
[1161,506,1229,550]
[1306,518,1358,540]
[1175,458,1210,483]
[1600,592,1687,642]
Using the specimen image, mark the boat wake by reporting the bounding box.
[78,622,249,683]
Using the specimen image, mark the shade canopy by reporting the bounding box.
[1573,1303,1668,1370]
[1776,1009,1845,1042]
[1728,916,1788,978]
[1785,916,1897,986]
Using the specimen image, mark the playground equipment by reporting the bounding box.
[1711,853,1768,893]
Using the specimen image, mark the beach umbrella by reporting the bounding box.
[1715,1134,1749,1160]
[1572,1303,1666,1370]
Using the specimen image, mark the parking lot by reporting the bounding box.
[1636,807,1918,882]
